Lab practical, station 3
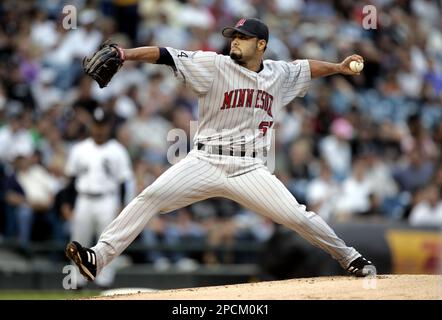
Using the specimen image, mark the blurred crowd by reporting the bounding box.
[0,0,442,267]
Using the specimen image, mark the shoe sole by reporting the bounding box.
[65,243,95,281]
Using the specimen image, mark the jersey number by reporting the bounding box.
[259,121,274,136]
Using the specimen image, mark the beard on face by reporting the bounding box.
[230,51,242,61]
[230,50,245,66]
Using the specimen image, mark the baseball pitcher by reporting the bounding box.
[66,18,375,283]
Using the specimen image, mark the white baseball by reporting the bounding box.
[349,61,364,73]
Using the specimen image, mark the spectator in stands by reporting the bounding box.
[432,163,442,194]
[3,152,32,251]
[320,117,354,180]
[286,138,314,203]
[44,9,102,90]
[111,0,140,43]
[311,89,337,138]
[140,207,206,270]
[409,184,442,227]
[392,148,436,193]
[401,114,439,160]
[0,110,34,164]
[364,149,399,202]
[306,161,339,221]
[71,76,99,115]
[172,208,206,269]
[334,157,374,221]
[125,100,173,161]
[141,215,180,270]
[234,209,274,244]
[4,149,58,253]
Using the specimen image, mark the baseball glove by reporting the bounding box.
[83,42,125,88]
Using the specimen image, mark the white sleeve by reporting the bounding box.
[65,146,79,177]
[165,47,217,95]
[281,59,311,106]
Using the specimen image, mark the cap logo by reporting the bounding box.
[235,18,246,27]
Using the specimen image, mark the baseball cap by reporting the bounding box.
[222,18,269,42]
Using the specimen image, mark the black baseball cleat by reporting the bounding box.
[65,241,97,281]
[346,256,376,277]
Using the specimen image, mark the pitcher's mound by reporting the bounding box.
[93,274,441,300]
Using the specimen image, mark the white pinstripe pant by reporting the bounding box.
[92,149,360,273]
[71,194,118,287]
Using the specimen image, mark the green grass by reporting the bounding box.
[0,290,100,300]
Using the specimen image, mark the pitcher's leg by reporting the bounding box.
[91,153,222,273]
[226,168,360,269]
[95,196,119,287]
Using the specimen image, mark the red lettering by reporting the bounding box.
[220,89,273,118]
[259,121,274,136]
[236,89,246,108]
[221,91,233,109]
[267,94,273,117]
[260,92,267,110]
[245,89,254,107]
[231,89,239,108]
[262,92,268,111]
[255,90,263,109]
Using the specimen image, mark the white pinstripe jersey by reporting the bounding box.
[166,47,311,153]
[65,138,133,194]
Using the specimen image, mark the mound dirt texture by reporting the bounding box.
[94,274,441,300]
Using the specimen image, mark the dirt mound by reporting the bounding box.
[92,274,441,300]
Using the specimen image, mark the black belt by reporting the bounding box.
[197,143,256,158]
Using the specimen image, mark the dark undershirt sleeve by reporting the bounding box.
[156,47,176,68]
[63,177,78,206]
[119,182,126,207]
